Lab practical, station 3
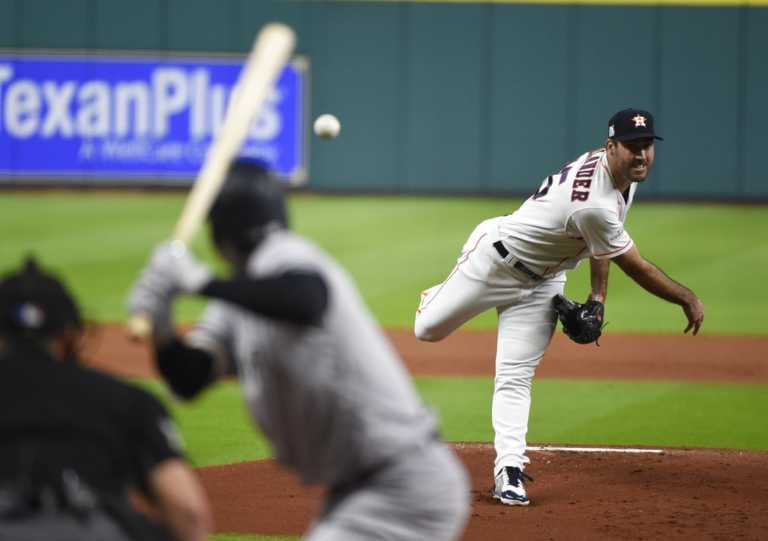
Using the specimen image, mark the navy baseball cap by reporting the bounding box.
[608,108,663,141]
[0,257,82,339]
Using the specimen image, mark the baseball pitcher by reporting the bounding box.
[127,160,470,540]
[414,108,704,506]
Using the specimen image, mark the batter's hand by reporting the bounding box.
[126,241,211,340]
[682,296,704,335]
[149,241,213,294]
[126,264,176,341]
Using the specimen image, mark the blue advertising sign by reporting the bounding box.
[0,52,307,184]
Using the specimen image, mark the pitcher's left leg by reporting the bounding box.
[491,279,564,504]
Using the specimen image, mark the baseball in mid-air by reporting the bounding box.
[313,113,341,139]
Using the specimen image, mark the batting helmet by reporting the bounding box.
[0,257,82,341]
[208,158,288,254]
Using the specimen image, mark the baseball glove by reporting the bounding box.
[552,294,604,345]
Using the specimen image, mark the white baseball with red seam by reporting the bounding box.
[313,114,341,139]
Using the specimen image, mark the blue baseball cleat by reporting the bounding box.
[491,466,533,506]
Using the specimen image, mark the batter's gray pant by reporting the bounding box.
[305,440,470,541]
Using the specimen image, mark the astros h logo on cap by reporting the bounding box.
[608,108,663,141]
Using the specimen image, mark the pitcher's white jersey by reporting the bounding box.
[498,147,636,278]
[188,230,437,487]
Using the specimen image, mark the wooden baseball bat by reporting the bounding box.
[127,22,296,339]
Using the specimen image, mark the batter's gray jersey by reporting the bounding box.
[188,230,438,487]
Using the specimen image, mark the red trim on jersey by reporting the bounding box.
[593,239,633,258]
[417,233,487,314]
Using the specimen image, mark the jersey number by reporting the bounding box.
[532,176,554,200]
[532,166,572,200]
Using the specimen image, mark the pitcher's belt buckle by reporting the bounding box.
[492,241,543,281]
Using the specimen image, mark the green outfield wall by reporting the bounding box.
[1,0,766,199]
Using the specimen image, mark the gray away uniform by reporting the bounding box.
[188,230,469,541]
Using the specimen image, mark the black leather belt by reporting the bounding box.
[492,241,543,281]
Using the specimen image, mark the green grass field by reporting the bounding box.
[2,192,767,333]
[2,192,766,540]
[145,375,768,469]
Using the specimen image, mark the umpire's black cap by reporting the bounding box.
[0,257,82,340]
[608,108,663,141]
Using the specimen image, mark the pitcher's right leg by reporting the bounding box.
[414,270,496,342]
[415,219,513,342]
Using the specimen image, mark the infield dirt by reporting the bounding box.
[83,325,768,540]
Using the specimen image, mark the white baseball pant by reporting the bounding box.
[414,218,564,474]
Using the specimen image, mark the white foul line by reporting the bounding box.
[527,445,665,454]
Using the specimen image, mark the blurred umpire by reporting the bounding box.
[0,258,212,541]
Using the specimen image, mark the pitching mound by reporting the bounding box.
[80,324,768,539]
[199,444,768,540]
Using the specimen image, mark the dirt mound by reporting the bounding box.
[198,444,768,540]
[79,324,768,539]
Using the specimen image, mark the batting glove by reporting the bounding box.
[149,240,213,294]
[126,266,176,341]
